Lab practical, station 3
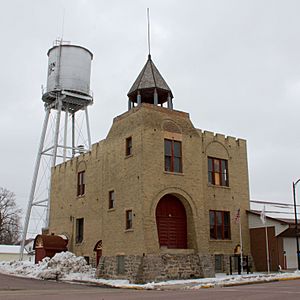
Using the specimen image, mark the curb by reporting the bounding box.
[67,279,153,290]
[65,275,300,291]
[220,276,300,288]
[65,279,120,289]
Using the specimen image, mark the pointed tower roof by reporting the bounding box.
[127,55,173,105]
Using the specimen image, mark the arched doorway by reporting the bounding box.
[156,194,187,249]
[93,240,102,267]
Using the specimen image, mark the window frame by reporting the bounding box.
[108,190,115,209]
[125,136,132,156]
[125,210,133,230]
[215,254,224,272]
[164,139,182,173]
[208,157,229,187]
[75,218,84,243]
[77,171,85,196]
[209,210,231,240]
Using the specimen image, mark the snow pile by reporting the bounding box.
[0,251,95,281]
[39,252,93,280]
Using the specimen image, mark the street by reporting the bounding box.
[1,273,300,300]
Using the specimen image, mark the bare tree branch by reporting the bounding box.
[0,187,22,244]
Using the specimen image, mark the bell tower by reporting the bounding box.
[127,54,173,110]
[127,9,173,110]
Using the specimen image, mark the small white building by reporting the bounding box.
[0,240,35,262]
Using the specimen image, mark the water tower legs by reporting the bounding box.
[20,108,51,260]
[20,97,92,260]
[85,107,92,149]
[51,96,63,168]
[63,110,68,162]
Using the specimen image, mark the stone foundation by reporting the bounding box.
[214,254,254,274]
[96,253,215,283]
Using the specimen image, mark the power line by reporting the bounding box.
[250,200,300,208]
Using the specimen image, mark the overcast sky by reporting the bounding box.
[1,0,300,228]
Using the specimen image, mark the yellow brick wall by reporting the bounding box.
[49,103,251,261]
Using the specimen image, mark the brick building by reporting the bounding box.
[48,54,251,282]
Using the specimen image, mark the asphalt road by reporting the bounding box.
[1,273,300,300]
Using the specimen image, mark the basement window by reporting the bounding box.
[215,254,224,272]
[117,255,125,274]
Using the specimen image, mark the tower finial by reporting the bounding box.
[147,8,151,57]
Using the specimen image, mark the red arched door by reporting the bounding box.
[156,195,187,249]
[93,240,102,267]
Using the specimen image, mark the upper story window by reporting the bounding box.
[109,190,115,209]
[126,210,133,230]
[208,157,228,186]
[209,210,230,240]
[76,218,84,243]
[125,137,132,156]
[164,139,182,173]
[77,171,85,196]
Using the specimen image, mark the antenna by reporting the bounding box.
[147,8,151,56]
[61,8,66,40]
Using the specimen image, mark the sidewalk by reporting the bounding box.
[65,271,300,290]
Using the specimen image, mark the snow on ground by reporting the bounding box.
[0,251,300,290]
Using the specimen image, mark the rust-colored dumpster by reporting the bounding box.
[34,234,68,263]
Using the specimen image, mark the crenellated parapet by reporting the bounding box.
[198,129,246,148]
[195,129,247,158]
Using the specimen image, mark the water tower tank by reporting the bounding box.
[42,44,93,104]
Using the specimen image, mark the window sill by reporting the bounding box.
[207,184,230,189]
[77,194,85,199]
[209,239,232,242]
[159,248,195,255]
[164,171,184,176]
[108,208,116,212]
[125,154,133,159]
[124,228,133,233]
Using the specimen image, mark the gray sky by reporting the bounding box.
[1,0,300,224]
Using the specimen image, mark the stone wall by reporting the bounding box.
[97,253,214,283]
[215,254,254,274]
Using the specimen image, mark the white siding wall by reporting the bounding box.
[283,237,298,269]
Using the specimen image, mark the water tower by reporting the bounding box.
[20,40,94,258]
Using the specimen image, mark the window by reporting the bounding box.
[126,210,133,230]
[84,256,90,265]
[215,254,223,272]
[117,255,125,274]
[208,157,228,186]
[164,139,182,173]
[209,210,230,240]
[77,171,85,196]
[109,190,115,209]
[125,137,132,156]
[76,218,84,243]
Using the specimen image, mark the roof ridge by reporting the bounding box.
[148,55,157,88]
